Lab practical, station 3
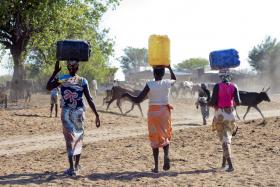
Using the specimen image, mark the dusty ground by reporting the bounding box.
[0,93,279,186]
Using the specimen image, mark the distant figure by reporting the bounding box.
[50,87,59,117]
[91,79,98,97]
[121,65,176,173]
[195,83,210,125]
[209,70,241,172]
[113,80,119,87]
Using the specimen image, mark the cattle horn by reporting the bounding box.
[261,87,264,92]
[265,87,271,92]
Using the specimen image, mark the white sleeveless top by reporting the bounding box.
[147,79,175,105]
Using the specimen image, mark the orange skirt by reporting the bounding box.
[147,105,173,148]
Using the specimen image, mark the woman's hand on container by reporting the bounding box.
[95,115,100,128]
[54,60,61,73]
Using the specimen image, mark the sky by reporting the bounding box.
[101,0,280,80]
[1,0,280,78]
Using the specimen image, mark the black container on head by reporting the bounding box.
[56,40,91,61]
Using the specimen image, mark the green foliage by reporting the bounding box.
[248,36,277,72]
[248,36,280,90]
[119,47,148,72]
[175,58,208,70]
[0,0,120,83]
[0,74,12,85]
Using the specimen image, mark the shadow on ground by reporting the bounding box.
[0,171,71,185]
[87,168,216,181]
[173,123,202,127]
[0,168,217,185]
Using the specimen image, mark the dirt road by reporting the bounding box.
[0,93,280,186]
[1,95,279,156]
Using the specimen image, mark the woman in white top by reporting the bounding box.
[122,65,176,173]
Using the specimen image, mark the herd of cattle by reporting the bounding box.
[0,79,272,122]
[0,79,40,108]
[102,81,271,121]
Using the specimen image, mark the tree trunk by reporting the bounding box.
[9,49,26,101]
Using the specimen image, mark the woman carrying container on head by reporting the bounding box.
[208,70,240,172]
[46,60,100,176]
[121,65,176,173]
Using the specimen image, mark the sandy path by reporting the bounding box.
[1,94,280,186]
[1,108,279,156]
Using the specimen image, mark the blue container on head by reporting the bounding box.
[209,49,240,70]
[56,40,91,61]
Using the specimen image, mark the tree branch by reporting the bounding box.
[0,30,12,39]
[0,39,12,49]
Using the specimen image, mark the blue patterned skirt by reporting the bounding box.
[61,107,85,157]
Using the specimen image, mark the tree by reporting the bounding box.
[0,1,62,98]
[248,36,277,72]
[27,1,118,82]
[119,47,148,73]
[0,0,119,98]
[175,58,208,70]
[248,36,280,90]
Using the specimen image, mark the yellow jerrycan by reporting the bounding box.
[148,35,170,66]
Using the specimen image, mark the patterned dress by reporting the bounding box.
[210,82,240,159]
[59,74,89,157]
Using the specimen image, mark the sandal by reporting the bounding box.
[64,168,76,176]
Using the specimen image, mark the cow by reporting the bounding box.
[181,81,193,97]
[0,84,8,108]
[0,92,8,108]
[102,89,112,106]
[235,88,271,120]
[106,86,146,117]
[173,81,193,98]
[169,83,180,98]
[8,79,34,102]
[191,83,201,96]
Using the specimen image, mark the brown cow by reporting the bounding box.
[0,92,8,108]
[102,89,112,106]
[106,86,146,117]
[0,84,8,108]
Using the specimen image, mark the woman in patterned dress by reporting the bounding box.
[121,65,176,173]
[47,60,100,176]
[209,70,240,172]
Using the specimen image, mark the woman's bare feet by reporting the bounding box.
[151,168,159,173]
